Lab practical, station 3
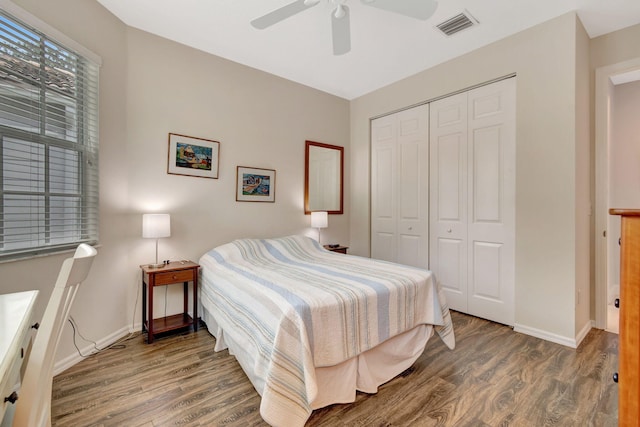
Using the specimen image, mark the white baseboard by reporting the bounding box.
[513,323,589,349]
[54,325,139,376]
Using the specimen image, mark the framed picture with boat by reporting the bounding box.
[167,133,220,179]
[236,166,276,202]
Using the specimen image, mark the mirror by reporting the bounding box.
[305,140,343,214]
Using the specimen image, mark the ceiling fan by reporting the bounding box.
[251,0,439,56]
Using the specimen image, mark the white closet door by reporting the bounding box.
[371,104,429,268]
[430,78,515,326]
[429,92,469,312]
[371,113,398,263]
[466,79,516,325]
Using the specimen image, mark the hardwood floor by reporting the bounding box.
[51,312,619,426]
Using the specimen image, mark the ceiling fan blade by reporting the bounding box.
[332,5,351,55]
[362,0,438,20]
[251,0,318,30]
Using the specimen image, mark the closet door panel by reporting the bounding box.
[371,105,428,268]
[437,134,464,221]
[471,241,503,301]
[371,115,397,262]
[437,237,467,311]
[398,139,423,268]
[398,235,423,269]
[472,127,502,222]
[397,105,429,268]
[373,232,395,262]
[430,92,468,312]
[467,78,515,325]
[430,77,515,325]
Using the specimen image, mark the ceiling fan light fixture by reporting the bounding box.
[331,4,350,54]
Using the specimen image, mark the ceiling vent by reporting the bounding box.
[436,11,478,36]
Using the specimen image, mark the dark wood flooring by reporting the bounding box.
[51,311,619,426]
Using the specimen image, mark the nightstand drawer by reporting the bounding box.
[154,269,195,285]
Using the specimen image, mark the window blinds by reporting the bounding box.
[0,9,99,260]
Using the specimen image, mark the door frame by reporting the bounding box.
[594,57,640,329]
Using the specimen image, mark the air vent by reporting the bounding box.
[436,11,478,36]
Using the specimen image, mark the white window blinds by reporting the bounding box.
[0,9,99,260]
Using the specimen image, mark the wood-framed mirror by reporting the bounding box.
[304,140,344,214]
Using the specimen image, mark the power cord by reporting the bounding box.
[68,316,142,358]
[68,266,184,359]
[132,272,141,332]
[68,317,103,357]
[67,275,146,359]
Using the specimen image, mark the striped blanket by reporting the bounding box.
[199,235,454,427]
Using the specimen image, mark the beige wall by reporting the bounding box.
[591,24,640,70]
[0,0,349,370]
[575,17,591,337]
[125,27,350,318]
[350,13,583,343]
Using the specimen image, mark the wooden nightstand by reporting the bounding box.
[140,261,200,344]
[323,245,348,254]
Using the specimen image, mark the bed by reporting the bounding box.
[198,235,455,427]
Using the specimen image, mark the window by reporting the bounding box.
[0,9,99,260]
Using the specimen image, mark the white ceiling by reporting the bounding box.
[96,0,640,100]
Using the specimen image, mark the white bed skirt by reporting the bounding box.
[201,304,434,412]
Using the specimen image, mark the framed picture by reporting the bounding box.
[236,166,276,202]
[167,133,220,179]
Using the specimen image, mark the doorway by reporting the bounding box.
[595,58,640,333]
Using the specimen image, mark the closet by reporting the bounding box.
[429,78,515,326]
[371,104,429,269]
[370,77,516,326]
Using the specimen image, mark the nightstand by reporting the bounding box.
[323,245,348,254]
[140,261,200,344]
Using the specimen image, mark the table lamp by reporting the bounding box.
[142,213,171,268]
[311,211,328,244]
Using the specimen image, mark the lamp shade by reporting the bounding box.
[311,211,328,229]
[142,214,171,238]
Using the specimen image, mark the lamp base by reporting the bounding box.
[147,262,164,268]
